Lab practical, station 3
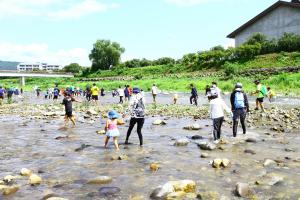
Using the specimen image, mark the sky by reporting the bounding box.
[0,0,278,66]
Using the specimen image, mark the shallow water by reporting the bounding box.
[1,94,300,199]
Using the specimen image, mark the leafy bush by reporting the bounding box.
[224,62,240,76]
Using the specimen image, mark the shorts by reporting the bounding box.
[65,111,73,118]
[257,97,264,103]
[92,95,98,100]
[53,95,58,100]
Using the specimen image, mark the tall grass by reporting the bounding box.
[1,72,299,96]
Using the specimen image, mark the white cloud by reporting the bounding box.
[165,0,207,6]
[0,42,91,66]
[0,0,118,20]
[48,0,118,20]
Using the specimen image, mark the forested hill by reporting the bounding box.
[0,61,19,70]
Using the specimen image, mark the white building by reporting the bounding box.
[227,0,300,47]
[17,62,63,71]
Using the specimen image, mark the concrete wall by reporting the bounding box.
[235,6,300,46]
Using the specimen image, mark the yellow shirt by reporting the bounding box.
[91,86,99,96]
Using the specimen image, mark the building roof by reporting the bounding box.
[227,1,300,38]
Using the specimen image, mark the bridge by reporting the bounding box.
[0,70,74,86]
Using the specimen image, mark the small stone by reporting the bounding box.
[29,174,42,185]
[218,145,226,150]
[87,110,97,115]
[221,159,230,168]
[191,135,203,140]
[111,154,128,160]
[197,142,216,151]
[150,163,159,172]
[263,159,277,167]
[150,180,196,199]
[98,187,121,196]
[244,149,256,155]
[212,159,223,168]
[191,124,201,130]
[3,175,17,184]
[197,191,220,200]
[219,139,228,144]
[129,194,144,200]
[97,130,106,135]
[200,153,209,158]
[152,119,167,125]
[2,185,19,196]
[20,168,32,176]
[87,176,112,185]
[174,138,189,146]
[47,198,69,200]
[235,182,251,197]
[245,138,257,143]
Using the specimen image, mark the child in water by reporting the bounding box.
[267,87,275,102]
[62,92,81,127]
[104,110,124,150]
[173,93,178,104]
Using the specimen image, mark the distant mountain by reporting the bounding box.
[0,60,20,70]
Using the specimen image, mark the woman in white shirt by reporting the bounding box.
[209,90,232,141]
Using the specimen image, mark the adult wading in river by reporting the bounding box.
[190,84,198,106]
[124,87,146,146]
[230,83,249,137]
[209,89,232,142]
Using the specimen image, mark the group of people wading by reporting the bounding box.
[0,79,275,150]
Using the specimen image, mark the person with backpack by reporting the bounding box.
[230,83,249,137]
[124,87,146,146]
[252,80,267,112]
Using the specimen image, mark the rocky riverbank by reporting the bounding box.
[0,101,300,199]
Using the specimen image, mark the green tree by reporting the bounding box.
[64,63,82,73]
[245,33,267,45]
[153,57,175,65]
[124,59,141,68]
[278,33,300,52]
[89,40,125,71]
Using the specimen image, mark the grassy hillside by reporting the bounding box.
[85,52,300,78]
[0,52,300,96]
